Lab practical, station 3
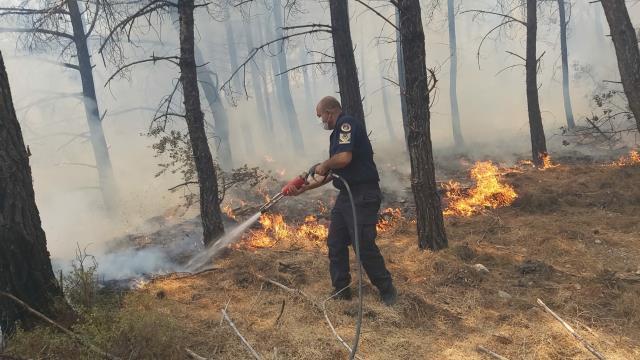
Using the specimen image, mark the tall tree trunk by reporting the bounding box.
[329,0,366,129]
[377,44,397,141]
[170,9,233,169]
[256,15,276,139]
[178,0,224,245]
[447,0,465,147]
[558,0,575,129]
[526,0,547,166]
[300,48,314,117]
[397,0,448,251]
[194,47,233,169]
[243,16,273,136]
[0,51,65,333]
[271,0,304,152]
[67,0,118,211]
[395,7,409,143]
[224,8,255,157]
[601,0,640,132]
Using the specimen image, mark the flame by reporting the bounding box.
[377,208,403,232]
[541,153,559,170]
[444,161,517,217]
[609,150,640,167]
[222,204,236,220]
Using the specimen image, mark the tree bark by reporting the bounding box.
[0,51,65,333]
[329,0,366,129]
[178,0,224,245]
[558,0,575,129]
[271,0,304,152]
[448,0,465,147]
[600,0,640,132]
[395,7,409,143]
[67,0,118,211]
[526,0,547,166]
[397,0,448,250]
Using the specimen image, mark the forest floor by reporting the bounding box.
[5,154,640,359]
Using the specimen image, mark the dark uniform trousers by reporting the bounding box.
[328,183,393,292]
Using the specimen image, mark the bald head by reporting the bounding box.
[316,96,342,130]
[316,96,342,113]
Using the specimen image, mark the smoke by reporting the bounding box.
[2,0,638,280]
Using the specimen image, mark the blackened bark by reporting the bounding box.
[0,51,64,333]
[526,0,547,166]
[395,8,409,142]
[558,0,575,129]
[178,0,224,245]
[169,9,233,169]
[397,0,448,251]
[601,0,640,132]
[448,0,464,147]
[329,0,366,129]
[271,0,304,151]
[67,0,118,211]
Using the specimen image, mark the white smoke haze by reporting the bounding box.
[2,1,638,280]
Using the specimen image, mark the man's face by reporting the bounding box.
[316,105,335,130]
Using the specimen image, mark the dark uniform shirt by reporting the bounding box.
[329,113,379,190]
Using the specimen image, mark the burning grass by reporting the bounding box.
[609,149,640,167]
[443,161,517,217]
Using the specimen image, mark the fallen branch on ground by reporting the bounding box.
[185,348,209,360]
[252,273,364,359]
[477,345,510,360]
[0,291,121,360]
[537,299,607,360]
[221,308,262,360]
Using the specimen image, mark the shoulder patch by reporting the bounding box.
[339,132,351,144]
[340,123,352,132]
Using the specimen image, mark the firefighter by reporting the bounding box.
[283,96,397,306]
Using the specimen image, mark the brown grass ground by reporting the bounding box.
[123,163,640,359]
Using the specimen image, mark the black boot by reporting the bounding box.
[332,287,352,301]
[380,284,397,306]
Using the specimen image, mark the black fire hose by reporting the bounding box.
[307,166,363,360]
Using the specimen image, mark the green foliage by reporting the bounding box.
[64,245,99,310]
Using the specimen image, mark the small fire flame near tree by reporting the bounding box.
[443,161,517,217]
[609,150,640,167]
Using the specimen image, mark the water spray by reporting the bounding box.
[185,164,364,360]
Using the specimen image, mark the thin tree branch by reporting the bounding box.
[505,50,525,62]
[281,23,331,31]
[220,309,262,360]
[353,0,399,31]
[0,27,74,40]
[85,0,100,38]
[461,9,526,26]
[275,61,334,76]
[105,55,180,86]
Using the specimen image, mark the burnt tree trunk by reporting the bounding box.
[329,0,366,128]
[397,0,448,251]
[601,0,640,132]
[395,7,409,143]
[558,0,575,129]
[526,0,547,166]
[178,0,224,245]
[0,51,64,333]
[447,0,465,147]
[67,0,118,211]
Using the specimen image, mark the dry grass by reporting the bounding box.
[6,163,640,359]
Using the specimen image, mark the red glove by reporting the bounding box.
[281,176,306,196]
